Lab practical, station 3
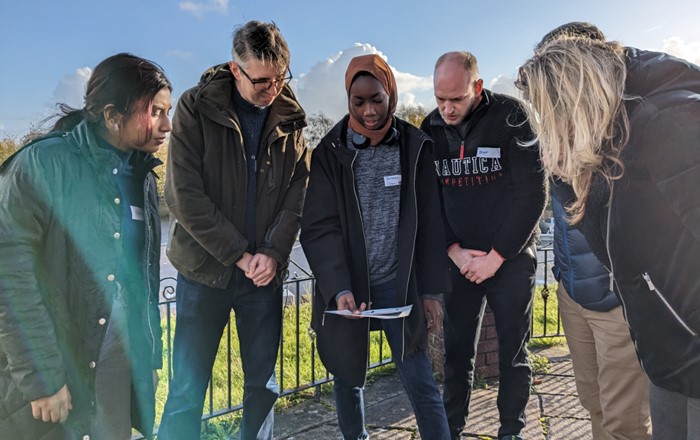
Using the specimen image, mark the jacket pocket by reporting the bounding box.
[642,272,697,337]
[166,221,208,272]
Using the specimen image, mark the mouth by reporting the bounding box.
[153,137,167,144]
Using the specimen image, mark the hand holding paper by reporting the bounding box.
[325,304,413,319]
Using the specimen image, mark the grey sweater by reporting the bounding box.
[347,130,401,287]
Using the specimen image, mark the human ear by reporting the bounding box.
[474,79,484,95]
[102,104,122,133]
[229,61,242,80]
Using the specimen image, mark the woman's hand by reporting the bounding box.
[31,384,72,423]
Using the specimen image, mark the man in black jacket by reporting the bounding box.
[420,51,546,440]
[159,21,309,440]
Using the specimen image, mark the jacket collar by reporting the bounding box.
[321,115,429,171]
[66,120,161,173]
[194,63,307,135]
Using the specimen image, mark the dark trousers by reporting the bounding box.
[333,279,450,440]
[158,271,282,440]
[443,252,535,439]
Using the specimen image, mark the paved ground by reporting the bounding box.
[272,346,591,440]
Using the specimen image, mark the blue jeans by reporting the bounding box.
[650,383,700,440]
[158,271,282,440]
[333,279,450,440]
[443,252,535,440]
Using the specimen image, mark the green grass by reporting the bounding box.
[529,283,566,349]
[152,284,563,437]
[154,300,391,437]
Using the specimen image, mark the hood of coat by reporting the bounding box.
[624,47,700,100]
[195,63,307,135]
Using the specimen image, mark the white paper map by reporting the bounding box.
[324,304,412,319]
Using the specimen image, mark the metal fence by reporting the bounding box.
[152,241,562,432]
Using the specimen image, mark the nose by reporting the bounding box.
[363,104,376,116]
[268,79,284,93]
[160,115,173,134]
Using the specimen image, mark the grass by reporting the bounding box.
[153,299,391,438]
[530,283,566,349]
[151,283,564,438]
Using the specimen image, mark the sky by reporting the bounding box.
[1,0,699,139]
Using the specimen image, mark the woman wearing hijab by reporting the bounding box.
[300,54,451,439]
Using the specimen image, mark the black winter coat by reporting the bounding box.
[581,48,700,397]
[300,117,450,387]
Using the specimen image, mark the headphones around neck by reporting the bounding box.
[351,121,400,148]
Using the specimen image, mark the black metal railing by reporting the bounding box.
[148,241,562,435]
[533,243,564,338]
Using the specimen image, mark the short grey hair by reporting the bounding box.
[232,20,290,69]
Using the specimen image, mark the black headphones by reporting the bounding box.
[351,120,400,148]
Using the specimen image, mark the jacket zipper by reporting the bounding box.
[350,149,372,330]
[604,182,645,373]
[398,140,424,362]
[144,175,157,359]
[642,272,697,337]
[347,147,372,373]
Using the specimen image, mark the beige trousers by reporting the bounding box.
[557,284,652,440]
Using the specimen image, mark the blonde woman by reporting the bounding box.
[517,26,700,439]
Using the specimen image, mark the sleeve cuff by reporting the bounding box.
[334,290,352,304]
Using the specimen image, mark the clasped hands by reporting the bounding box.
[235,252,278,287]
[448,244,504,284]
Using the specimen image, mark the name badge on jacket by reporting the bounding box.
[476,147,501,158]
[384,175,401,187]
[131,206,145,221]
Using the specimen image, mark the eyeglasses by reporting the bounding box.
[237,64,293,92]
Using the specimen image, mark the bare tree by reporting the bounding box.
[0,137,19,165]
[395,104,429,128]
[303,112,335,149]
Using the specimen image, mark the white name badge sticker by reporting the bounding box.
[130,206,145,221]
[384,175,402,187]
[476,147,501,158]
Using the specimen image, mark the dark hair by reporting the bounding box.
[536,22,606,50]
[51,53,171,133]
[231,20,290,69]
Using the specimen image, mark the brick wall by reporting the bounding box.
[428,304,499,380]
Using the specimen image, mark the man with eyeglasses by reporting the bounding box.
[420,52,546,440]
[159,20,309,439]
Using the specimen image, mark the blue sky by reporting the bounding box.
[1,0,698,138]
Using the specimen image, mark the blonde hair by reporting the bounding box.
[516,37,629,223]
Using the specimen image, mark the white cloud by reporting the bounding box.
[166,49,194,59]
[489,75,520,99]
[661,36,700,66]
[179,0,228,18]
[294,43,435,122]
[52,67,92,108]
